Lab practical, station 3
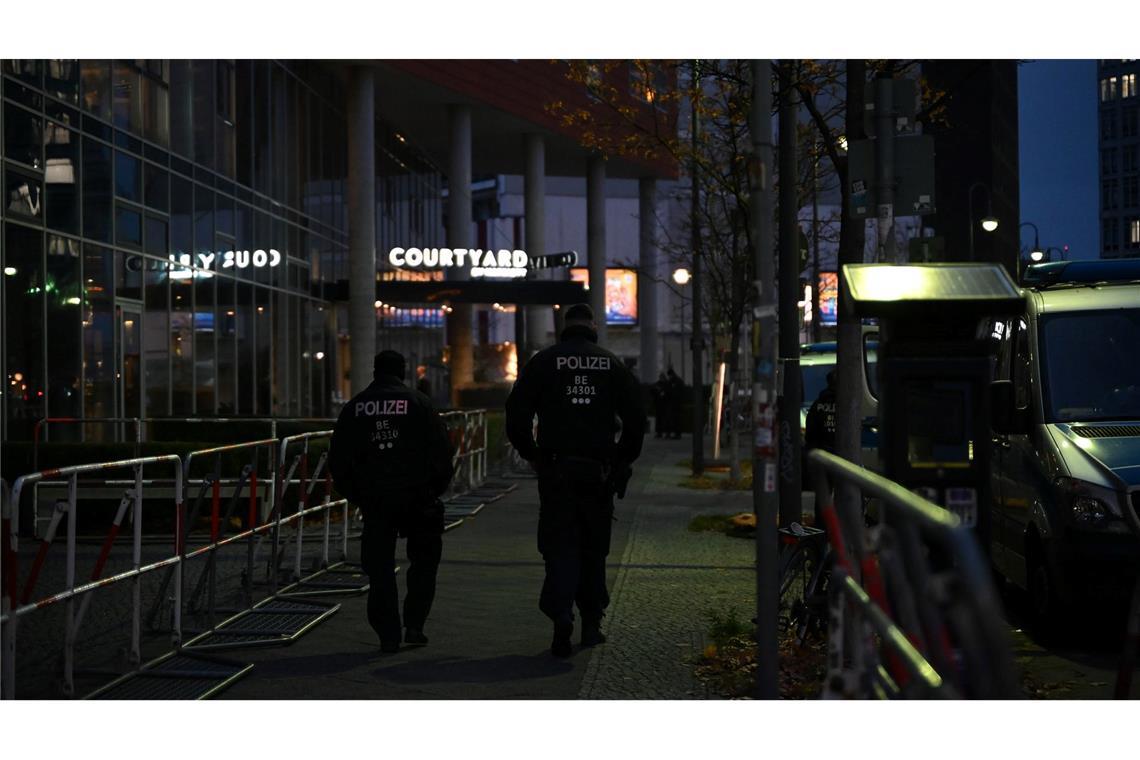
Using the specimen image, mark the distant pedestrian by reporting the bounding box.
[329,350,455,653]
[505,304,647,657]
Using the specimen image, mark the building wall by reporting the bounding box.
[1098,60,1140,259]
[923,60,1020,273]
[1,60,443,440]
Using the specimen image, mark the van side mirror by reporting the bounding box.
[990,380,1015,434]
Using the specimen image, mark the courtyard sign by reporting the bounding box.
[388,247,528,279]
[167,249,283,279]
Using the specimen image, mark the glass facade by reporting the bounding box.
[2,60,446,439]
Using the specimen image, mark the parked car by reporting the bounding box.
[988,259,1140,621]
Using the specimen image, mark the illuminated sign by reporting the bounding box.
[819,272,838,325]
[388,247,528,279]
[569,268,638,325]
[165,250,283,280]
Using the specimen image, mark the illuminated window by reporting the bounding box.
[1131,219,1140,245]
[1124,74,1138,98]
[1102,76,1119,101]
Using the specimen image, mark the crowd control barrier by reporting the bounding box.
[142,439,278,642]
[807,449,1020,699]
[1,455,184,699]
[164,435,340,653]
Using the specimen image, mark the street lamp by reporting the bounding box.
[672,268,690,378]
[967,181,999,261]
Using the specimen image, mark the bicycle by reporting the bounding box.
[777,521,832,647]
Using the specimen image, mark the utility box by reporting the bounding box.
[841,263,1024,549]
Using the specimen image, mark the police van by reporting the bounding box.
[988,259,1140,621]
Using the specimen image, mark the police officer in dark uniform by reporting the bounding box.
[505,303,646,657]
[805,369,838,454]
[329,350,455,653]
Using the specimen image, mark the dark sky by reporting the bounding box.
[1018,59,1098,259]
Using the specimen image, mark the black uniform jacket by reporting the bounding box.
[505,324,647,466]
[329,373,455,508]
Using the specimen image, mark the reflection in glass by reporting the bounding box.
[4,223,45,438]
[171,175,192,256]
[45,122,80,233]
[83,244,115,427]
[112,62,142,134]
[115,205,142,246]
[192,61,215,169]
[46,60,79,105]
[6,171,43,219]
[143,259,169,415]
[115,150,141,201]
[217,275,237,413]
[83,137,112,241]
[4,103,43,168]
[120,303,142,420]
[80,60,111,121]
[142,75,169,148]
[115,249,143,302]
[145,216,168,256]
[46,235,82,424]
[170,268,193,415]
[4,60,41,87]
[237,281,255,413]
[195,186,214,255]
[144,163,169,211]
[169,60,192,158]
[196,273,216,414]
[256,286,271,413]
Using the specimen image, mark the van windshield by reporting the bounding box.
[1040,308,1140,422]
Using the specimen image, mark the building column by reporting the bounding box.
[586,153,607,344]
[638,177,659,383]
[524,134,549,356]
[347,67,376,395]
[447,104,474,406]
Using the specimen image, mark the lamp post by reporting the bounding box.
[672,267,690,379]
[967,181,999,262]
[1018,221,1043,278]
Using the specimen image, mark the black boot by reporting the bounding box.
[551,623,573,658]
[405,628,428,646]
[580,619,606,647]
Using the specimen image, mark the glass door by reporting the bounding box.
[116,303,143,424]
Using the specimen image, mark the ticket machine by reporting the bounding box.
[841,263,1025,549]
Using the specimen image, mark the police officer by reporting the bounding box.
[329,350,455,653]
[805,369,838,454]
[505,303,646,657]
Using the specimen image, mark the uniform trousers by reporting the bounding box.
[360,497,444,643]
[536,460,614,628]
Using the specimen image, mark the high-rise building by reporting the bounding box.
[923,60,1021,274]
[1097,59,1140,258]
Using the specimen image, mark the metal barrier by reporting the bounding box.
[1,454,184,699]
[148,438,278,644]
[267,431,369,601]
[807,449,1020,699]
